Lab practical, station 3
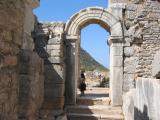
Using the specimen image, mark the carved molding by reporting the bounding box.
[108,36,124,45]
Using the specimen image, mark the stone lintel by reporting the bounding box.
[26,0,40,9]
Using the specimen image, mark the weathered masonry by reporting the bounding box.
[0,0,160,120]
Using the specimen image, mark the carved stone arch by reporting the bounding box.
[65,7,123,40]
[65,7,124,106]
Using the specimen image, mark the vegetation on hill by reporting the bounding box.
[80,47,109,71]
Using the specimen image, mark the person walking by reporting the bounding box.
[79,70,86,96]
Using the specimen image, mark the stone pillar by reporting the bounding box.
[65,36,78,105]
[109,36,123,106]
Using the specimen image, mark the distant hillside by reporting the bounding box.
[80,48,109,71]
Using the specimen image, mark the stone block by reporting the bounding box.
[53,65,64,78]
[126,11,136,20]
[44,64,64,84]
[123,78,160,120]
[45,83,64,98]
[13,29,23,46]
[47,45,61,50]
[0,92,8,104]
[126,4,137,11]
[50,50,62,57]
[0,71,11,89]
[29,53,43,72]
[123,89,136,120]
[18,51,31,74]
[124,47,134,57]
[22,33,34,50]
[123,73,135,92]
[135,78,160,120]
[19,75,30,96]
[18,50,30,63]
[48,38,61,44]
[110,42,123,47]
[0,41,13,54]
[48,57,62,64]
[124,57,138,74]
[110,3,126,9]
[125,38,133,43]
[0,29,13,42]
[111,22,123,37]
[19,72,44,119]
[42,97,64,110]
[109,3,126,19]
[4,55,17,67]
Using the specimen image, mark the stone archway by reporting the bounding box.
[65,7,124,106]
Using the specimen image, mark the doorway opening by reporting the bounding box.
[65,7,123,106]
[78,24,110,100]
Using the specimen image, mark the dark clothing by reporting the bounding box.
[79,82,86,92]
[81,73,85,79]
[79,72,86,96]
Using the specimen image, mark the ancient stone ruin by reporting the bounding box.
[0,0,160,120]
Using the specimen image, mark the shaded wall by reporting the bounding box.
[17,1,44,120]
[18,50,44,120]
[35,22,66,119]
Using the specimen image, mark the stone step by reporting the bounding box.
[67,105,123,115]
[67,113,124,120]
[76,97,110,105]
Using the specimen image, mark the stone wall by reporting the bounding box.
[123,78,160,120]
[0,0,43,120]
[121,0,160,92]
[0,1,25,119]
[18,1,44,120]
[17,1,45,120]
[121,1,160,120]
[35,22,66,119]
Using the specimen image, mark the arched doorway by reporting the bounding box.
[65,7,124,106]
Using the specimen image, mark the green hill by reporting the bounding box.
[80,47,109,71]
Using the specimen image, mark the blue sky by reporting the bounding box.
[34,0,110,68]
